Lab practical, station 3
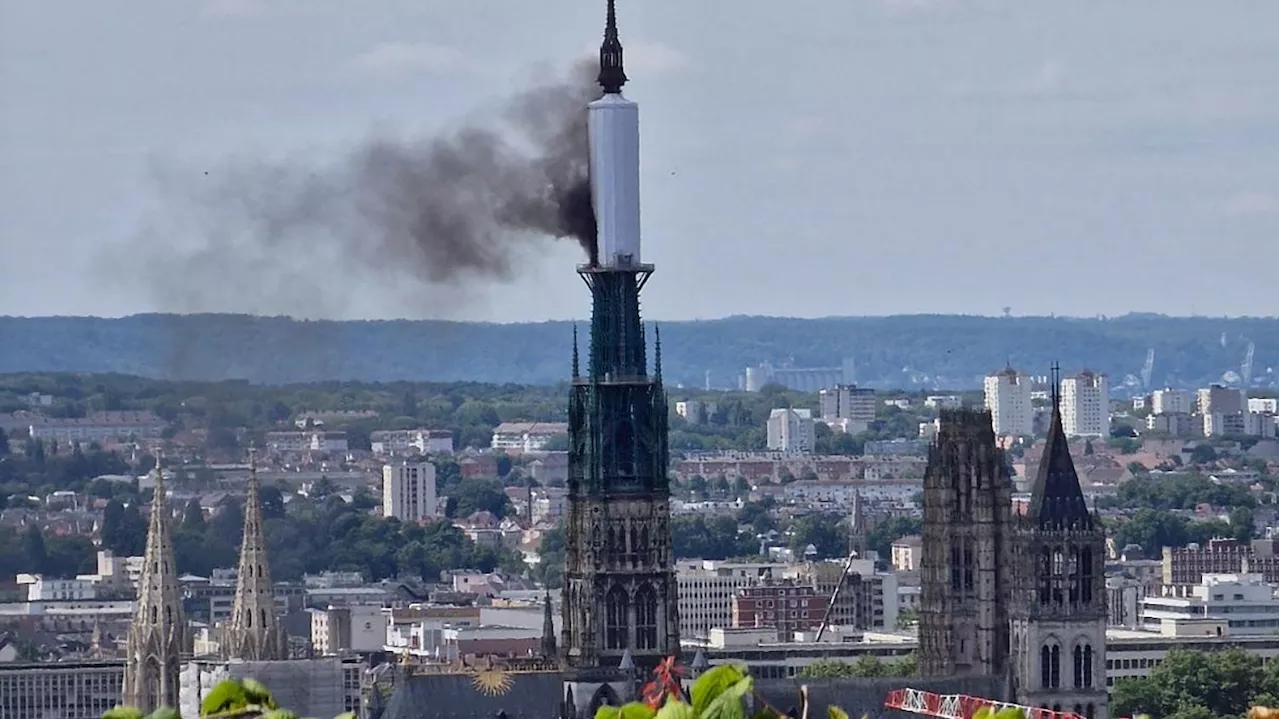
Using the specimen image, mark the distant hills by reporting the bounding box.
[0,313,1274,390]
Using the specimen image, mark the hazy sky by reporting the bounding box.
[1,0,1276,322]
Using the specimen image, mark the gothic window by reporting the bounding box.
[151,606,158,624]
[1068,549,1081,604]
[1086,705,1095,719]
[951,543,962,591]
[165,607,172,626]
[247,610,253,628]
[261,608,268,629]
[1052,549,1065,605]
[1040,646,1051,689]
[1050,645,1061,688]
[963,541,975,591]
[605,586,629,650]
[1073,644,1084,688]
[1039,547,1052,604]
[1081,548,1094,604]
[1083,644,1094,687]
[629,526,641,567]
[1074,705,1083,717]
[635,585,658,650]
[640,526,651,565]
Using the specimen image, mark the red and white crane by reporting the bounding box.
[884,688,1085,719]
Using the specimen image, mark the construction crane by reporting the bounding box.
[813,549,862,641]
[884,688,1085,719]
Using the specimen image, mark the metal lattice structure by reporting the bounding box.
[884,688,1085,719]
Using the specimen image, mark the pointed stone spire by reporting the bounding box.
[122,457,186,713]
[598,0,627,94]
[224,446,284,659]
[653,325,662,381]
[541,589,558,659]
[1029,363,1093,530]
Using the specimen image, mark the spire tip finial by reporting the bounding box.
[598,0,627,94]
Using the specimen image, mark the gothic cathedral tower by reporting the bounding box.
[1010,368,1108,719]
[223,447,285,660]
[561,0,679,673]
[919,409,1012,678]
[123,461,187,712]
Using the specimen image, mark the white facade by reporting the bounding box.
[370,429,453,455]
[1140,573,1278,636]
[17,574,97,601]
[1247,397,1278,414]
[766,408,815,453]
[311,605,386,655]
[1061,371,1110,438]
[490,422,569,453]
[1197,385,1247,415]
[983,368,1034,436]
[675,400,718,424]
[265,431,348,453]
[588,93,641,267]
[381,462,437,522]
[924,395,962,410]
[1150,388,1192,415]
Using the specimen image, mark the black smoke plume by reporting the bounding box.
[119,60,599,320]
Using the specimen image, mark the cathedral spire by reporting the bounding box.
[1028,363,1093,530]
[224,446,285,660]
[541,589,557,659]
[572,324,580,378]
[653,325,662,381]
[598,0,627,94]
[122,457,187,713]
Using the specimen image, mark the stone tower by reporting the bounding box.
[919,408,1012,678]
[848,489,867,557]
[122,461,187,712]
[561,0,678,678]
[1010,369,1108,719]
[223,447,285,660]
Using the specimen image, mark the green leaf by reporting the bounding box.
[333,714,357,719]
[262,710,300,719]
[702,676,753,719]
[201,680,249,716]
[691,664,748,717]
[241,678,278,710]
[828,707,850,719]
[596,706,621,719]
[103,707,146,719]
[656,701,696,719]
[148,709,181,719]
[618,703,657,719]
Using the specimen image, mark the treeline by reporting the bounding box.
[1112,648,1277,719]
[0,313,1273,389]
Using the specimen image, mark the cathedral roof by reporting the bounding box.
[1027,400,1094,530]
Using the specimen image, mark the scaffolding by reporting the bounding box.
[884,688,1085,719]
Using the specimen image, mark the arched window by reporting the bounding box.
[1052,550,1065,605]
[963,541,974,591]
[1083,644,1094,687]
[1086,704,1095,719]
[246,610,253,628]
[635,585,658,650]
[605,586,628,650]
[630,527,641,566]
[1074,705,1082,717]
[1073,644,1084,688]
[1068,549,1081,604]
[151,606,158,624]
[951,543,962,591]
[1050,644,1061,688]
[1039,548,1052,604]
[1081,548,1094,604]
[640,527,650,565]
[260,608,268,630]
[1040,646,1051,689]
[165,607,172,626]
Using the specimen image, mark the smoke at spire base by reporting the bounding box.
[121,60,599,317]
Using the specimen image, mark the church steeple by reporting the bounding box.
[224,446,285,660]
[598,0,627,94]
[541,589,558,659]
[1028,363,1093,530]
[122,457,187,713]
[572,324,580,379]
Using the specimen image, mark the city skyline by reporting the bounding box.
[1,0,1275,322]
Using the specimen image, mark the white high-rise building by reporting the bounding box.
[1150,388,1192,415]
[766,408,815,453]
[1061,371,1110,437]
[818,384,876,434]
[983,366,1034,436]
[382,462,437,522]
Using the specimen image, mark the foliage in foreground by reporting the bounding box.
[103,677,355,719]
[1111,649,1279,719]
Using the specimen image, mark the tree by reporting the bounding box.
[258,485,286,520]
[788,514,847,559]
[1112,648,1278,719]
[1189,444,1218,464]
[1229,506,1256,543]
[0,426,9,455]
[182,500,206,529]
[448,479,510,518]
[22,524,47,569]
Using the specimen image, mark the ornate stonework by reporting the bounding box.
[122,462,187,712]
[222,447,285,660]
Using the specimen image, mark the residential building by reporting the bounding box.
[1150,389,1193,415]
[891,535,923,572]
[818,385,876,434]
[766,408,815,453]
[1140,573,1278,636]
[1145,413,1198,437]
[311,605,386,655]
[382,462,438,522]
[0,659,125,719]
[675,560,786,639]
[264,431,349,453]
[924,395,962,410]
[1162,538,1279,585]
[370,429,454,455]
[1204,411,1278,438]
[731,583,826,641]
[1061,370,1110,437]
[490,422,569,454]
[179,657,362,719]
[1247,397,1278,414]
[1197,385,1246,415]
[983,366,1034,437]
[675,400,718,424]
[27,411,166,443]
[17,574,97,601]
[789,559,899,632]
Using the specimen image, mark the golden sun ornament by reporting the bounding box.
[471,667,514,697]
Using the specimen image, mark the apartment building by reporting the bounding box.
[818,385,876,434]
[1247,397,1278,414]
[265,430,349,453]
[731,583,827,641]
[27,411,165,443]
[490,422,569,454]
[1141,573,1279,636]
[1150,388,1193,415]
[1061,370,1110,437]
[0,660,125,719]
[676,400,718,424]
[676,560,786,640]
[310,604,386,655]
[1163,538,1279,585]
[766,408,815,453]
[788,559,899,632]
[1197,385,1247,415]
[382,462,438,522]
[370,429,454,455]
[983,366,1034,436]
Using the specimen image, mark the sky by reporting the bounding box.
[0,0,1276,322]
